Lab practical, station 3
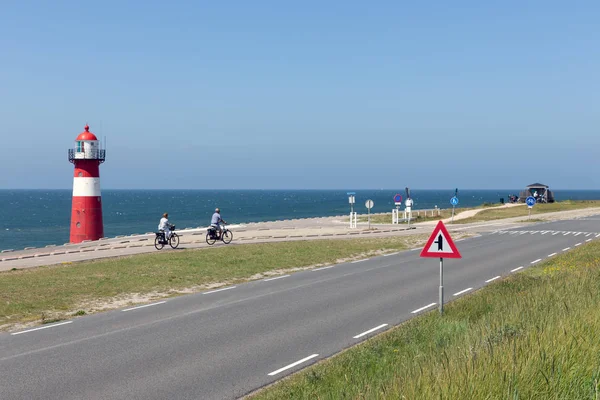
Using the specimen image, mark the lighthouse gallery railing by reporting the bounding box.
[68,149,106,163]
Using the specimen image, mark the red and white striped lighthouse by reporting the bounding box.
[68,125,106,243]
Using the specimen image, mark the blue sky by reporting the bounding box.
[0,1,598,189]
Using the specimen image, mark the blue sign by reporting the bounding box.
[450,196,459,206]
[394,194,402,203]
[526,196,536,207]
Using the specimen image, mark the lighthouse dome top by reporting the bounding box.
[76,125,98,141]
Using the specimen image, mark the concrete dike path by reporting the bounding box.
[2,205,600,272]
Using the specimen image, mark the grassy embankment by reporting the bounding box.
[0,235,431,330]
[456,200,600,224]
[251,241,600,399]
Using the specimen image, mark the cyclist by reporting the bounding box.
[158,212,173,244]
[210,208,227,238]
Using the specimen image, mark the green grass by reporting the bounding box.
[456,200,600,224]
[250,241,600,400]
[0,236,428,329]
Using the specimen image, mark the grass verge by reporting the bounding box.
[456,200,600,224]
[0,235,434,330]
[250,241,600,399]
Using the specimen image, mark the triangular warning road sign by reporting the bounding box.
[420,220,462,258]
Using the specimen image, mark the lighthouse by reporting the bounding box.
[68,125,106,243]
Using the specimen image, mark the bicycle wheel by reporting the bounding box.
[222,230,233,244]
[169,233,180,249]
[154,236,164,250]
[206,233,216,245]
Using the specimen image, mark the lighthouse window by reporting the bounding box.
[77,141,82,152]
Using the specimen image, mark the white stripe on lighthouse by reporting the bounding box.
[73,177,101,197]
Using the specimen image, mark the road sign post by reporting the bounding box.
[420,220,462,315]
[365,199,374,229]
[526,196,536,220]
[393,194,402,225]
[450,196,459,223]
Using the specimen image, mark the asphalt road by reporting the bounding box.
[1,218,599,399]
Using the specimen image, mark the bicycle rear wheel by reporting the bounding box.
[154,236,164,250]
[169,233,180,249]
[222,230,233,244]
[206,233,216,245]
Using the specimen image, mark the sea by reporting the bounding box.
[1,189,599,251]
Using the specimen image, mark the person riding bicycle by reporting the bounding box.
[210,208,227,238]
[158,212,173,243]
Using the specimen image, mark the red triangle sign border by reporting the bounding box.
[420,220,462,259]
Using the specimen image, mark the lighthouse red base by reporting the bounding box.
[70,196,104,243]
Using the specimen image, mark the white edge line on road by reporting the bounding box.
[410,248,420,251]
[511,266,523,272]
[562,247,571,251]
[485,276,501,283]
[453,287,472,296]
[353,323,389,339]
[264,275,290,282]
[11,321,73,335]
[268,354,319,376]
[411,303,436,314]
[312,265,335,271]
[383,252,399,257]
[531,259,542,264]
[351,259,368,263]
[122,301,167,312]
[575,243,582,247]
[548,253,557,257]
[203,286,237,295]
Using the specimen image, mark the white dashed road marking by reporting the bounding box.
[268,354,319,376]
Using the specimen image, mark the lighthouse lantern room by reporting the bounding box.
[68,125,106,243]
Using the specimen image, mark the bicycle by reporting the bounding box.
[206,224,233,245]
[155,225,180,250]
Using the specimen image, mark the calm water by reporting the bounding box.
[1,189,599,251]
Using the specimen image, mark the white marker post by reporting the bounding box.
[405,197,413,229]
[348,192,357,228]
[420,221,462,315]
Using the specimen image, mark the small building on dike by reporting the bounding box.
[519,183,555,203]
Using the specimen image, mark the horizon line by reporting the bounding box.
[0,187,593,191]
